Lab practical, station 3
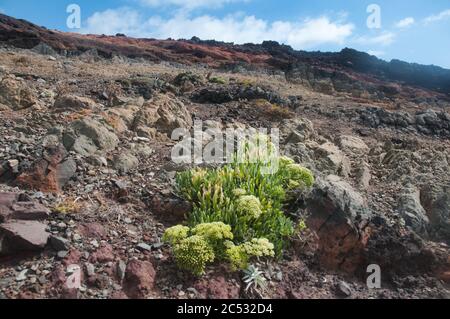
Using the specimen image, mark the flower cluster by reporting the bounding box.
[191,222,234,242]
[162,225,190,245]
[283,163,315,189]
[225,238,275,270]
[172,235,215,276]
[236,195,262,219]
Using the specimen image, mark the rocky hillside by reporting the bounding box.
[0,14,449,299]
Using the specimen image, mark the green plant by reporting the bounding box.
[209,76,227,84]
[162,225,190,245]
[172,235,215,276]
[243,265,267,293]
[166,135,314,275]
[225,238,275,270]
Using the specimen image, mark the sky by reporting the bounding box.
[0,0,449,68]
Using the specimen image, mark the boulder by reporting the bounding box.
[15,144,76,193]
[0,75,37,110]
[113,153,139,174]
[123,260,156,299]
[305,175,371,272]
[314,142,351,177]
[0,221,49,255]
[337,135,369,155]
[132,93,192,136]
[283,118,316,144]
[53,94,98,110]
[396,185,429,237]
[63,118,119,156]
[0,192,50,222]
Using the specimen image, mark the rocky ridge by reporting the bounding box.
[0,15,449,299]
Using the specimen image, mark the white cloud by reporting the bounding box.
[424,9,450,24]
[81,9,354,49]
[353,32,395,46]
[139,0,248,10]
[367,50,385,57]
[395,17,414,28]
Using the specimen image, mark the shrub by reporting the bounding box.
[209,76,227,84]
[225,238,275,270]
[165,135,314,275]
[162,225,190,245]
[172,235,215,276]
[236,195,262,219]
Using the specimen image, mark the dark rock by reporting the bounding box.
[305,175,371,272]
[148,192,192,223]
[123,260,156,299]
[50,235,70,251]
[0,220,49,255]
[15,144,76,193]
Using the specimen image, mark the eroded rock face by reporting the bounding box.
[364,222,450,280]
[314,142,351,177]
[396,185,429,237]
[0,75,37,110]
[15,144,76,193]
[305,175,372,273]
[420,184,450,242]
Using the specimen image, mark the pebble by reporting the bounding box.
[136,243,152,252]
[57,251,69,259]
[117,260,126,281]
[337,281,352,297]
[85,263,95,277]
[16,270,28,282]
[90,240,99,248]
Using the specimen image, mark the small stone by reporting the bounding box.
[90,239,99,248]
[136,243,152,252]
[85,263,95,277]
[49,235,70,251]
[117,260,126,281]
[336,281,352,297]
[16,269,28,281]
[57,251,69,259]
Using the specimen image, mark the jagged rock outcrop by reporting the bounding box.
[15,144,76,193]
[305,175,372,272]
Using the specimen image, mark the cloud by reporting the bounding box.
[424,9,450,24]
[353,32,395,46]
[81,9,354,49]
[367,50,385,57]
[395,17,414,28]
[139,0,249,10]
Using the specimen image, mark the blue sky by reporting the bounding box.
[1,0,449,68]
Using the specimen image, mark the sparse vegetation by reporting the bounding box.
[163,134,314,275]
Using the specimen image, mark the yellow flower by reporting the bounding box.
[173,235,215,276]
[191,222,234,242]
[236,195,262,219]
[162,225,190,245]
